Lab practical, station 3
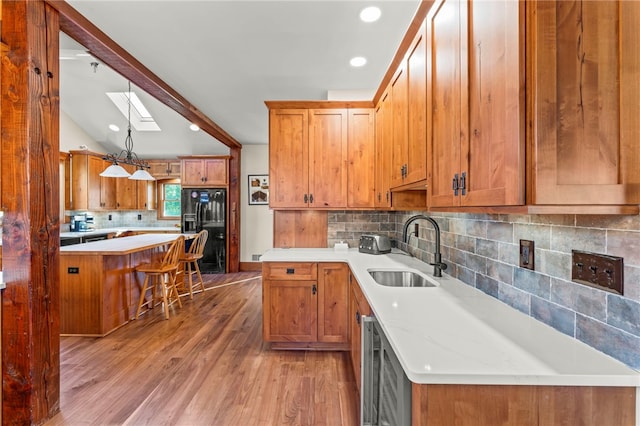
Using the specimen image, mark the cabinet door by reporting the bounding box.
[428,0,463,207]
[269,109,309,208]
[529,0,640,205]
[148,161,170,178]
[390,66,408,188]
[182,159,205,186]
[347,109,375,208]
[462,0,523,206]
[406,21,428,185]
[308,109,347,208]
[375,91,392,208]
[204,159,227,185]
[137,180,156,210]
[317,263,349,344]
[85,155,103,210]
[167,161,181,178]
[262,279,318,342]
[100,163,117,209]
[116,164,138,209]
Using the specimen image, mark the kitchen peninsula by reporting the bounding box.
[60,233,188,336]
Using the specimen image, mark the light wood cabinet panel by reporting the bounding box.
[349,272,371,395]
[263,279,318,342]
[136,180,156,210]
[347,109,375,208]
[375,91,392,208]
[317,263,349,344]
[273,210,327,248]
[428,0,463,208]
[412,384,636,426]
[405,22,428,185]
[428,0,524,208]
[147,159,180,179]
[528,0,640,206]
[308,109,348,208]
[262,261,349,350]
[390,66,408,188]
[180,157,228,187]
[269,109,309,208]
[116,164,138,209]
[71,151,116,210]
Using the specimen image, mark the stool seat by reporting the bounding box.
[178,229,208,299]
[135,235,185,320]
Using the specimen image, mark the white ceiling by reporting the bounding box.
[61,0,421,159]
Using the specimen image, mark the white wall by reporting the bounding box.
[60,110,107,153]
[240,144,273,262]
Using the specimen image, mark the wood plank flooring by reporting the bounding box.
[45,273,359,426]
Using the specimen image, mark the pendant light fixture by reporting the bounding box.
[100,81,155,181]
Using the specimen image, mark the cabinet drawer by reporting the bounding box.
[263,262,317,280]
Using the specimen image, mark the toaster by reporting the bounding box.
[359,234,391,255]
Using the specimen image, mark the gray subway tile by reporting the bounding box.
[498,283,530,315]
[607,295,640,337]
[486,259,514,285]
[514,267,551,299]
[550,278,607,322]
[607,230,640,266]
[487,222,514,243]
[476,274,499,298]
[514,223,551,250]
[531,297,576,337]
[551,226,606,254]
[576,314,640,370]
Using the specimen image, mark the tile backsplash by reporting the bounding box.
[328,210,640,370]
[65,210,179,230]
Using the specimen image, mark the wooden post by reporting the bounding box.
[1,0,61,423]
[228,146,241,272]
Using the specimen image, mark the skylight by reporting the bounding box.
[106,91,161,131]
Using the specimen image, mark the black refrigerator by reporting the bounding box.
[181,188,226,273]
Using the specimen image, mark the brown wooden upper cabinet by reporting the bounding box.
[390,21,428,190]
[70,151,155,211]
[374,90,392,208]
[267,102,375,209]
[527,0,640,208]
[70,151,116,210]
[147,159,181,179]
[428,0,524,208]
[180,156,228,187]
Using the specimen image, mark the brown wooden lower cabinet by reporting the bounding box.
[262,261,349,350]
[349,271,371,395]
[411,384,636,426]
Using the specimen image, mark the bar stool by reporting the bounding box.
[135,235,185,320]
[179,229,208,299]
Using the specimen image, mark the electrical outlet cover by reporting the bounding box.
[519,240,534,270]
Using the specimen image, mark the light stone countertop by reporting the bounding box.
[60,233,191,255]
[260,247,640,387]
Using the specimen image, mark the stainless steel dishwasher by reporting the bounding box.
[361,315,411,426]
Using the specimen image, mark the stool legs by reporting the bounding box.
[135,271,182,320]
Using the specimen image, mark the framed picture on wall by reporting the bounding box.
[248,174,269,205]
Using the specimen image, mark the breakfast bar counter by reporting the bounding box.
[60,234,187,336]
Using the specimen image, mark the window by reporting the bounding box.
[158,179,181,220]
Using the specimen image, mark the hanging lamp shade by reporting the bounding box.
[100,163,131,178]
[129,168,155,181]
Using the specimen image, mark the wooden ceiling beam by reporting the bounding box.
[46,0,242,150]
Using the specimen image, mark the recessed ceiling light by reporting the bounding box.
[108,124,120,132]
[350,57,367,67]
[360,6,381,23]
[189,123,200,132]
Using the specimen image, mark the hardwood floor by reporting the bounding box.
[45,273,359,426]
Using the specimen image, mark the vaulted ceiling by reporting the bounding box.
[60,0,421,158]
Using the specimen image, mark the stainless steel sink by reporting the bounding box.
[368,270,437,288]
